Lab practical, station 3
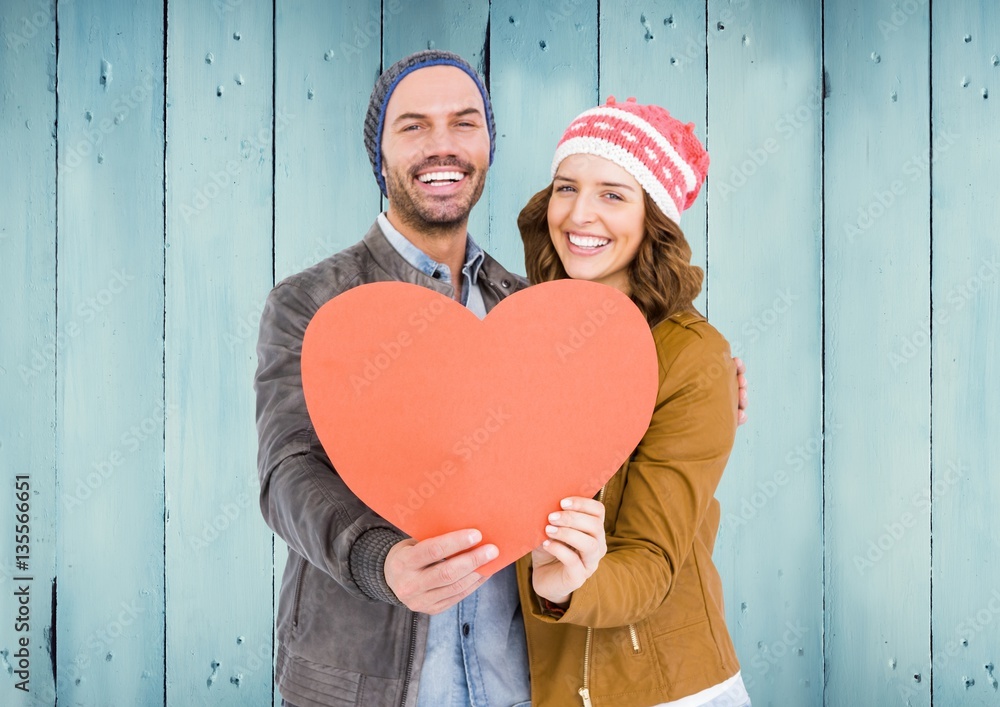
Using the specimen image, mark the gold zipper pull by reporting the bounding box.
[578,686,594,707]
[628,623,642,653]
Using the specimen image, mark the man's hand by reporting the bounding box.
[735,356,748,426]
[384,529,498,615]
[530,496,607,606]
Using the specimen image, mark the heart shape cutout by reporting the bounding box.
[301,279,658,576]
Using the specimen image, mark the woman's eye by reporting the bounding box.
[604,192,623,201]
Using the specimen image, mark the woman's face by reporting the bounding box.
[547,154,646,295]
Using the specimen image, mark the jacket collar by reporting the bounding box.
[362,219,527,312]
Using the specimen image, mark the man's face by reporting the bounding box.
[381,65,491,234]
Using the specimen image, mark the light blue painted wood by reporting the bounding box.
[274,0,381,280]
[487,0,598,274]
[0,0,57,703]
[164,1,274,704]
[707,1,824,705]
[272,1,380,703]
[824,1,932,705]
[931,3,1000,704]
[599,1,708,313]
[54,1,166,703]
[2,3,1000,705]
[382,0,492,247]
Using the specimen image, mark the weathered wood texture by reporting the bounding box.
[0,1,997,706]
[164,0,274,704]
[709,1,824,703]
[0,0,57,703]
[825,2,932,705]
[488,0,598,268]
[54,1,167,704]
[930,2,1000,705]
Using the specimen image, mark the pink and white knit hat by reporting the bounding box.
[550,96,710,224]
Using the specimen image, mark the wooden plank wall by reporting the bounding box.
[0,1,997,706]
[825,2,932,705]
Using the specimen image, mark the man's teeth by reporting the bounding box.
[568,234,611,248]
[418,171,464,184]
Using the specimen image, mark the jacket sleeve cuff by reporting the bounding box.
[349,527,407,605]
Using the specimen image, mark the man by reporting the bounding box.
[256,51,531,707]
[255,50,748,707]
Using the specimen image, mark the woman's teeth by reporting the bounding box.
[418,171,464,185]
[569,234,610,248]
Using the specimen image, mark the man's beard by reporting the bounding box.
[384,157,487,236]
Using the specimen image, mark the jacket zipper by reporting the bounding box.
[399,613,419,706]
[290,556,307,628]
[578,626,595,707]
[627,623,641,653]
[579,484,608,707]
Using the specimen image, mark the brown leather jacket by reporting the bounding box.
[255,221,526,707]
[517,311,741,707]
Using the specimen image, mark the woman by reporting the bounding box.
[516,97,750,707]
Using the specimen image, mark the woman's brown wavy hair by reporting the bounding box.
[517,183,704,327]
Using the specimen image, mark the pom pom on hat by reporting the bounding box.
[551,96,709,224]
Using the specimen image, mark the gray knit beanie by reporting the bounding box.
[364,50,496,196]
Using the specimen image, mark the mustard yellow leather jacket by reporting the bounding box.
[517,311,740,707]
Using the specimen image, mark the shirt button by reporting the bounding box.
[501,279,511,288]
[462,623,471,636]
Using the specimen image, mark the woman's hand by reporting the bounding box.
[531,496,607,606]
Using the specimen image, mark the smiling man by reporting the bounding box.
[255,51,531,707]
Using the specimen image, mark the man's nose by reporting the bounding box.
[424,125,457,156]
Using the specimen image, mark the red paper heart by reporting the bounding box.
[301,279,658,576]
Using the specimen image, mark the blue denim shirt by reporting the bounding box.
[377,213,487,316]
[379,213,531,707]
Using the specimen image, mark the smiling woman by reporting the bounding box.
[546,153,646,293]
[517,98,749,707]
